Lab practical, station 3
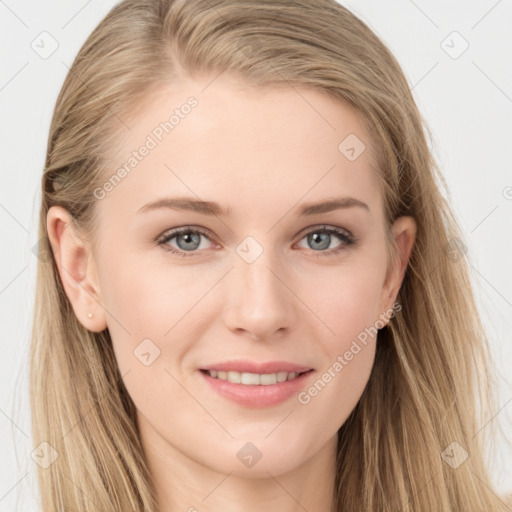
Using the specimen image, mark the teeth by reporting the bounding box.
[206,370,303,385]
[227,371,241,383]
[276,371,288,382]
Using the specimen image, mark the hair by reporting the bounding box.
[30,0,511,510]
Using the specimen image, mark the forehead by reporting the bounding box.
[99,74,382,220]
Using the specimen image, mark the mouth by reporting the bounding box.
[199,368,313,386]
[198,367,315,408]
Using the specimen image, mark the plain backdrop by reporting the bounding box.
[1,0,511,510]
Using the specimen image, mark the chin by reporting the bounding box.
[200,437,313,479]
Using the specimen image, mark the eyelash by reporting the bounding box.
[156,225,357,258]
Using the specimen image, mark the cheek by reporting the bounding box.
[307,262,385,346]
[100,258,196,419]
[289,262,384,418]
[99,251,221,384]
[100,250,191,332]
[297,341,376,447]
[296,269,382,423]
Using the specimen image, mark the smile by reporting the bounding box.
[203,369,309,385]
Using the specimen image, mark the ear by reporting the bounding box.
[46,206,107,333]
[378,215,417,325]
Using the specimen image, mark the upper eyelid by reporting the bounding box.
[296,225,352,239]
[156,226,211,242]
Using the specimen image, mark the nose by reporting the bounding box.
[222,248,298,341]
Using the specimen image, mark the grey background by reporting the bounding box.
[1,0,511,509]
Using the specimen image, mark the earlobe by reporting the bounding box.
[46,206,107,333]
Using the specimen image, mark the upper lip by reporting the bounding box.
[200,360,313,374]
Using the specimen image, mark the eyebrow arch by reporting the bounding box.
[137,196,370,217]
[298,197,370,215]
[137,197,232,217]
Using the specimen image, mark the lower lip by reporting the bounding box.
[199,369,315,408]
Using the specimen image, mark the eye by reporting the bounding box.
[156,225,357,258]
[295,225,356,256]
[156,227,216,256]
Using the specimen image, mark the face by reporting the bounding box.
[48,74,415,483]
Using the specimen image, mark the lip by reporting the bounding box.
[200,360,313,374]
[198,363,315,408]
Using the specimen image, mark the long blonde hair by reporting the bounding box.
[31,0,510,510]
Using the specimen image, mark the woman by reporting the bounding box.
[31,0,511,510]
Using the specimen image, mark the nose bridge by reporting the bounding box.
[223,235,295,339]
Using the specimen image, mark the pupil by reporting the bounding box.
[178,232,200,250]
[310,232,329,250]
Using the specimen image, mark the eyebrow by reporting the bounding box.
[137,196,370,217]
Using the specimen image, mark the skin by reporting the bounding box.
[47,73,416,512]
